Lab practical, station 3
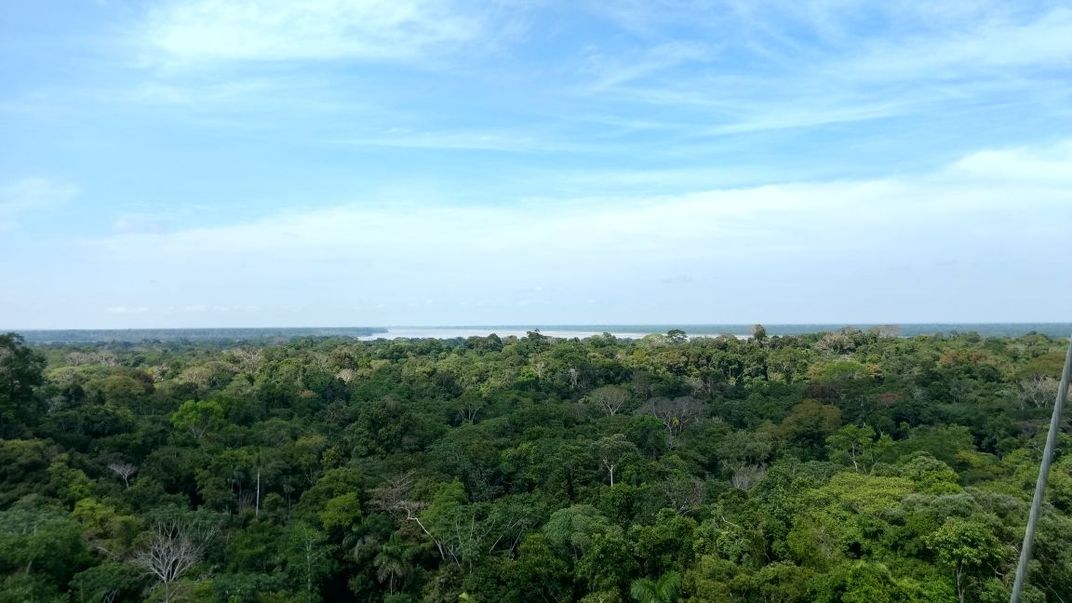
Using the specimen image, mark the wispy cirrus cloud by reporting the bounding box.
[580,41,717,91]
[581,2,1072,136]
[0,178,78,231]
[138,0,488,65]
[834,7,1072,80]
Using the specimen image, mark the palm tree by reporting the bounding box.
[630,571,682,603]
[374,532,413,595]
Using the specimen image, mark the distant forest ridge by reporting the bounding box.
[11,323,1072,344]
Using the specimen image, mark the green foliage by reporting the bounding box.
[169,399,224,439]
[70,561,146,603]
[779,399,842,458]
[0,505,90,591]
[0,331,1070,601]
[826,424,888,472]
[630,571,681,603]
[0,333,47,437]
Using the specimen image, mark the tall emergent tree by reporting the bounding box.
[0,333,46,437]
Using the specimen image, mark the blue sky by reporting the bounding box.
[2,0,1071,328]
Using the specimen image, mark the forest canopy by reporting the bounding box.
[1,329,1070,602]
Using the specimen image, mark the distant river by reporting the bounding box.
[357,327,659,341]
[359,323,1072,340]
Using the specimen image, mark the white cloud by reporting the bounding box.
[78,139,1071,325]
[105,305,150,315]
[113,213,169,234]
[139,0,485,64]
[0,178,78,230]
[948,140,1072,184]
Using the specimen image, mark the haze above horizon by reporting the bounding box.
[2,1,1070,329]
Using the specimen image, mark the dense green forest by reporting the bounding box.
[1,329,1070,602]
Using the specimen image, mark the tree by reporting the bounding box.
[875,324,901,338]
[577,530,639,594]
[666,330,688,344]
[730,465,766,491]
[70,562,145,603]
[543,505,615,562]
[630,509,697,575]
[0,507,89,589]
[108,462,138,488]
[826,424,883,473]
[630,571,681,603]
[778,399,841,458]
[0,333,46,436]
[374,532,416,595]
[751,324,768,342]
[1020,375,1063,408]
[593,434,638,486]
[132,517,218,603]
[375,474,479,569]
[924,518,1007,603]
[646,397,703,441]
[814,560,922,603]
[588,385,631,417]
[768,347,809,383]
[284,522,331,603]
[514,533,572,602]
[568,367,581,390]
[454,392,485,425]
[169,400,224,440]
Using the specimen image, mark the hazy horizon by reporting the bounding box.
[10,323,1072,345]
[7,321,1072,333]
[10,321,1072,330]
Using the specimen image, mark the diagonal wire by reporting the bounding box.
[1010,334,1072,603]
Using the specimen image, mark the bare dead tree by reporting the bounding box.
[665,475,706,515]
[66,350,118,366]
[817,331,855,354]
[567,367,580,390]
[132,518,218,603]
[226,346,263,384]
[147,365,169,384]
[1021,376,1062,409]
[335,368,356,384]
[531,361,546,380]
[646,396,703,439]
[374,473,452,564]
[108,462,138,488]
[876,324,901,338]
[730,464,767,491]
[588,385,630,416]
